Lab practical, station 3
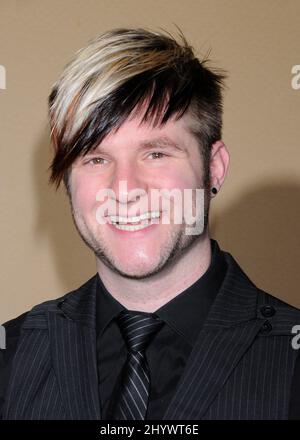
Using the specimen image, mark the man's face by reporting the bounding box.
[69,110,210,279]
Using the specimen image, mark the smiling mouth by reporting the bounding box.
[108,211,161,231]
[111,220,158,231]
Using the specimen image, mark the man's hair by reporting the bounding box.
[48,27,226,192]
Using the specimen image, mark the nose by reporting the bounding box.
[110,160,148,206]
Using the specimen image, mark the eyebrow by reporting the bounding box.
[139,137,184,151]
[90,136,184,154]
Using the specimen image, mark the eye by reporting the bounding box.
[86,157,108,165]
[148,152,167,159]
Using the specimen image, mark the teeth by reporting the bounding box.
[112,222,154,231]
[109,211,160,224]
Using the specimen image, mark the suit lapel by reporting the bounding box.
[47,312,100,419]
[48,275,101,419]
[163,251,267,420]
[4,275,102,420]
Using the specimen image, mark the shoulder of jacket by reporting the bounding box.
[2,311,29,334]
[1,274,98,332]
[0,312,29,376]
[255,287,300,336]
[257,287,300,312]
[1,296,66,332]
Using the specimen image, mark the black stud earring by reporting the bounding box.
[211,187,218,194]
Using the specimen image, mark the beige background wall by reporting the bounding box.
[0,0,299,324]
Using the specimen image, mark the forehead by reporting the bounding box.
[94,108,199,151]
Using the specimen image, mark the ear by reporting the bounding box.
[209,140,230,197]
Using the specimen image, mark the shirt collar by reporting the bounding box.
[154,239,227,346]
[96,238,228,346]
[96,274,125,337]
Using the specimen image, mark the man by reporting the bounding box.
[1,27,300,420]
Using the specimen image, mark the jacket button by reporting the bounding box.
[260,305,276,318]
[260,320,272,334]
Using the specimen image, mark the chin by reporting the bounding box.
[113,257,161,279]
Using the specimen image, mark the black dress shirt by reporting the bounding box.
[96,238,228,419]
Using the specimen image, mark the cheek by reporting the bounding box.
[71,175,102,212]
[158,171,201,220]
[159,171,199,191]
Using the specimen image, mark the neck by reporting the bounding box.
[96,233,212,313]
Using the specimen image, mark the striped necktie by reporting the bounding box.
[110,309,164,420]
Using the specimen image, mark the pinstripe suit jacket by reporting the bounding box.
[1,248,300,420]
